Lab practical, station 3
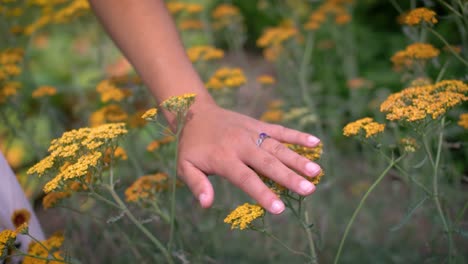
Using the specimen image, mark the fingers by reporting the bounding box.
[178,161,214,208]
[260,138,322,178]
[261,123,320,147]
[219,160,285,214]
[241,144,317,197]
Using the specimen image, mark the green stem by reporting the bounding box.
[104,159,172,262]
[168,113,183,252]
[334,158,399,264]
[108,186,173,264]
[304,212,318,264]
[427,27,468,67]
[429,117,454,262]
[253,228,311,260]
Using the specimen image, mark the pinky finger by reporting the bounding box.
[178,161,214,208]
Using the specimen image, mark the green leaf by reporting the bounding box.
[390,195,428,232]
[412,156,428,169]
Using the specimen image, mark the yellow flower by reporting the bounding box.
[32,85,57,98]
[96,79,126,102]
[399,137,419,153]
[0,229,16,258]
[0,81,21,103]
[160,93,196,114]
[43,192,71,209]
[256,75,276,85]
[458,113,468,129]
[141,108,158,120]
[179,19,203,30]
[206,67,246,89]
[343,117,385,138]
[380,80,468,122]
[186,45,224,62]
[404,8,437,26]
[391,43,440,69]
[125,173,170,202]
[286,143,323,161]
[224,203,264,230]
[260,109,284,123]
[23,232,64,264]
[89,104,128,127]
[146,136,175,152]
[212,4,240,19]
[11,209,31,228]
[29,123,128,193]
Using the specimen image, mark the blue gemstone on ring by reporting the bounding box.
[259,132,268,139]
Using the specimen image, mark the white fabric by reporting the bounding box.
[0,150,45,255]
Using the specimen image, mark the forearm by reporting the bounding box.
[89,0,215,112]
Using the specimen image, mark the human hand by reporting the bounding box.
[176,101,322,214]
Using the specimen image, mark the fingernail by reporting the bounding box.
[199,193,208,206]
[300,180,315,194]
[307,136,320,146]
[305,162,321,176]
[271,200,285,214]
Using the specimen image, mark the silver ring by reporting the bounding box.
[256,132,270,147]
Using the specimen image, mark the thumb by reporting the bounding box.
[179,161,214,208]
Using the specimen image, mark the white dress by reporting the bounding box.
[0,151,45,258]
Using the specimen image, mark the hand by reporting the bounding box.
[176,101,322,214]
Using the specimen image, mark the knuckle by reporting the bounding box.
[272,142,285,155]
[262,156,277,167]
[236,171,256,189]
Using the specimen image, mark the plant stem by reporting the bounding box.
[168,113,183,252]
[427,27,468,67]
[108,186,173,264]
[304,212,318,264]
[104,159,173,263]
[334,159,398,264]
[254,228,311,260]
[430,117,454,263]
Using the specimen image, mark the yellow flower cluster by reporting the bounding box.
[147,136,175,152]
[206,67,246,89]
[257,24,298,61]
[28,123,128,193]
[23,232,65,264]
[24,0,90,35]
[160,93,197,114]
[0,48,23,103]
[391,43,440,69]
[399,137,419,153]
[32,85,57,98]
[256,75,276,85]
[458,113,468,129]
[0,229,16,258]
[380,80,468,122]
[125,173,169,202]
[96,79,126,103]
[304,0,353,30]
[224,203,264,230]
[166,2,203,15]
[179,19,203,30]
[260,99,284,123]
[186,45,224,62]
[42,191,71,209]
[141,107,158,120]
[343,117,385,138]
[0,81,21,103]
[212,3,240,19]
[89,104,129,127]
[403,7,437,26]
[212,4,243,29]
